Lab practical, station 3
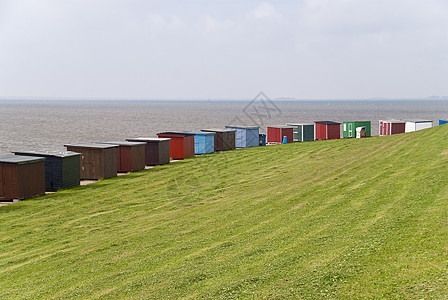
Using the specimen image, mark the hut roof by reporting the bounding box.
[64,143,118,149]
[157,132,195,136]
[182,132,215,136]
[379,120,405,123]
[12,151,80,158]
[97,141,146,147]
[315,121,341,125]
[268,125,294,128]
[286,123,314,126]
[127,137,171,142]
[225,125,260,129]
[0,155,45,164]
[201,128,236,132]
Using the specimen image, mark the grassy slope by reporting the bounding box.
[1,126,448,299]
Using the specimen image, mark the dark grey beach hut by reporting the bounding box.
[13,151,80,192]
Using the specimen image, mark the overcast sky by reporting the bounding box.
[0,0,447,100]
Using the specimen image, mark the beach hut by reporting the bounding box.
[286,123,315,142]
[12,151,80,192]
[126,138,170,166]
[405,120,434,133]
[182,132,215,155]
[314,121,341,140]
[342,121,371,138]
[156,132,195,160]
[439,120,448,125]
[201,129,236,151]
[224,126,259,148]
[96,141,146,173]
[64,143,118,180]
[267,126,294,143]
[379,120,406,136]
[0,155,45,200]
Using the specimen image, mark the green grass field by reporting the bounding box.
[1,126,448,299]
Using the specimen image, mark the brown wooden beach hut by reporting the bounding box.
[12,151,80,192]
[64,143,118,180]
[126,138,171,166]
[97,141,146,172]
[201,128,236,151]
[0,155,46,201]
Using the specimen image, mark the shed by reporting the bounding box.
[342,121,371,138]
[96,141,146,172]
[182,132,215,155]
[314,121,341,140]
[156,132,195,160]
[201,129,236,151]
[267,126,294,143]
[405,120,433,133]
[379,120,406,136]
[12,151,80,192]
[64,143,118,180]
[0,155,45,200]
[286,123,315,142]
[439,120,448,125]
[126,138,170,166]
[224,126,259,148]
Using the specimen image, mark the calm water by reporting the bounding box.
[1,99,448,155]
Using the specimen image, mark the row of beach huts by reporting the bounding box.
[1,119,446,202]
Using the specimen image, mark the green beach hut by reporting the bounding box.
[342,121,371,138]
[286,123,315,142]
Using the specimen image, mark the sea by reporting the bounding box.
[1,99,448,155]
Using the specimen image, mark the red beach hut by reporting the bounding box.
[314,121,341,140]
[156,132,195,160]
[267,126,294,143]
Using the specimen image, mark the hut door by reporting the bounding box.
[0,168,4,198]
[348,123,353,137]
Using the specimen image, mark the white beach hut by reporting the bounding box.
[405,120,433,133]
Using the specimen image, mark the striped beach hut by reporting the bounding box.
[379,120,406,136]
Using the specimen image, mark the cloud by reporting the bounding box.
[0,0,447,99]
[248,2,282,20]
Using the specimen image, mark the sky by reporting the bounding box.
[0,0,447,100]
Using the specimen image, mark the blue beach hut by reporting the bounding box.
[182,132,215,155]
[439,120,448,125]
[225,126,259,148]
